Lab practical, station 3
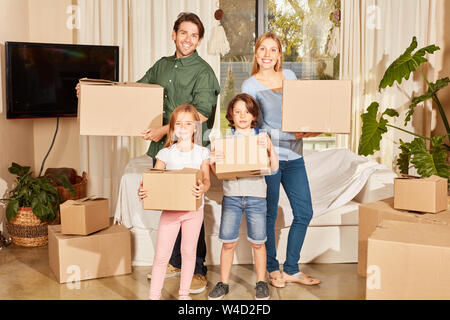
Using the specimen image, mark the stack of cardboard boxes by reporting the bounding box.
[47,78,163,284]
[358,176,450,299]
[49,197,132,284]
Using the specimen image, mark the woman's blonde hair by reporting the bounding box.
[251,32,283,76]
[164,104,201,148]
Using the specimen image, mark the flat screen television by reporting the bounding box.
[5,42,119,119]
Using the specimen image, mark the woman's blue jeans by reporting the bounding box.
[265,157,313,275]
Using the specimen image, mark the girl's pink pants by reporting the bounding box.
[149,207,204,300]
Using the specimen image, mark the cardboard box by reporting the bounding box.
[366,220,450,300]
[213,135,271,180]
[142,168,202,211]
[60,197,110,235]
[282,80,352,133]
[79,78,163,136]
[48,224,131,284]
[394,176,448,213]
[358,197,450,277]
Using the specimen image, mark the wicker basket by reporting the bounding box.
[6,207,48,247]
[56,171,87,203]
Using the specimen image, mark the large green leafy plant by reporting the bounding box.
[1,163,74,223]
[359,37,450,179]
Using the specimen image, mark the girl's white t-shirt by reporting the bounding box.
[155,143,210,209]
[156,143,210,170]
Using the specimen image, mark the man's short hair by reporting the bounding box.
[173,12,205,39]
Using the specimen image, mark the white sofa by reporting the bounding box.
[114,149,396,266]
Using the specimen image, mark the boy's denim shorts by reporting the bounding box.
[219,196,267,244]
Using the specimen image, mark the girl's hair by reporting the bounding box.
[225,93,259,129]
[164,104,201,148]
[251,32,283,76]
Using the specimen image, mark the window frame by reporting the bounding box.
[220,0,345,150]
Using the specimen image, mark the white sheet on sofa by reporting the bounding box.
[114,148,393,233]
[130,224,359,266]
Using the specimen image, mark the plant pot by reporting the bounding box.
[6,207,48,247]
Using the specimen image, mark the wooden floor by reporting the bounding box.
[0,243,366,300]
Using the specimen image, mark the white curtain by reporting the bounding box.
[341,0,438,171]
[76,0,219,214]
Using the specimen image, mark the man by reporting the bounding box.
[138,12,219,294]
[77,12,219,294]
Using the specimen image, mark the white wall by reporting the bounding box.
[0,0,35,233]
[0,0,77,235]
[28,0,80,175]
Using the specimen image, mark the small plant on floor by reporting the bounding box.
[1,162,74,223]
[358,36,450,180]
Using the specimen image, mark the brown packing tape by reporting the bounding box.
[75,196,107,202]
[396,175,420,179]
[146,168,201,174]
[61,196,107,207]
[147,168,166,173]
[79,78,115,85]
[80,78,162,89]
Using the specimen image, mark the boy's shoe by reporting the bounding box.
[190,274,207,294]
[255,281,270,300]
[147,264,181,280]
[208,282,229,300]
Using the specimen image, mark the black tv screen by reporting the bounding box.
[5,42,119,119]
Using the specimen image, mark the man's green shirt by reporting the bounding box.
[137,50,220,159]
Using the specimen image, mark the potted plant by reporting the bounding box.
[1,162,74,247]
[359,36,450,180]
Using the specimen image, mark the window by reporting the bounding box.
[219,0,341,150]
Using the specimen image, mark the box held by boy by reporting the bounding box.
[394,175,448,213]
[78,78,163,136]
[142,168,202,211]
[358,197,450,277]
[282,80,352,134]
[213,135,271,180]
[48,224,131,284]
[366,220,450,300]
[60,197,110,236]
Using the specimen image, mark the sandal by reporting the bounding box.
[268,271,286,288]
[282,271,321,286]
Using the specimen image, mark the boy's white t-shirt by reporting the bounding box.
[155,143,210,208]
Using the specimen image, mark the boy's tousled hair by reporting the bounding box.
[225,93,259,129]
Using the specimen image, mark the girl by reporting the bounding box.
[138,104,211,300]
[208,93,279,300]
[242,32,321,288]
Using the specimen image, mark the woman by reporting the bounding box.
[241,32,321,288]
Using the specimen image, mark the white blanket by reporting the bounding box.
[304,148,390,215]
[113,148,392,233]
